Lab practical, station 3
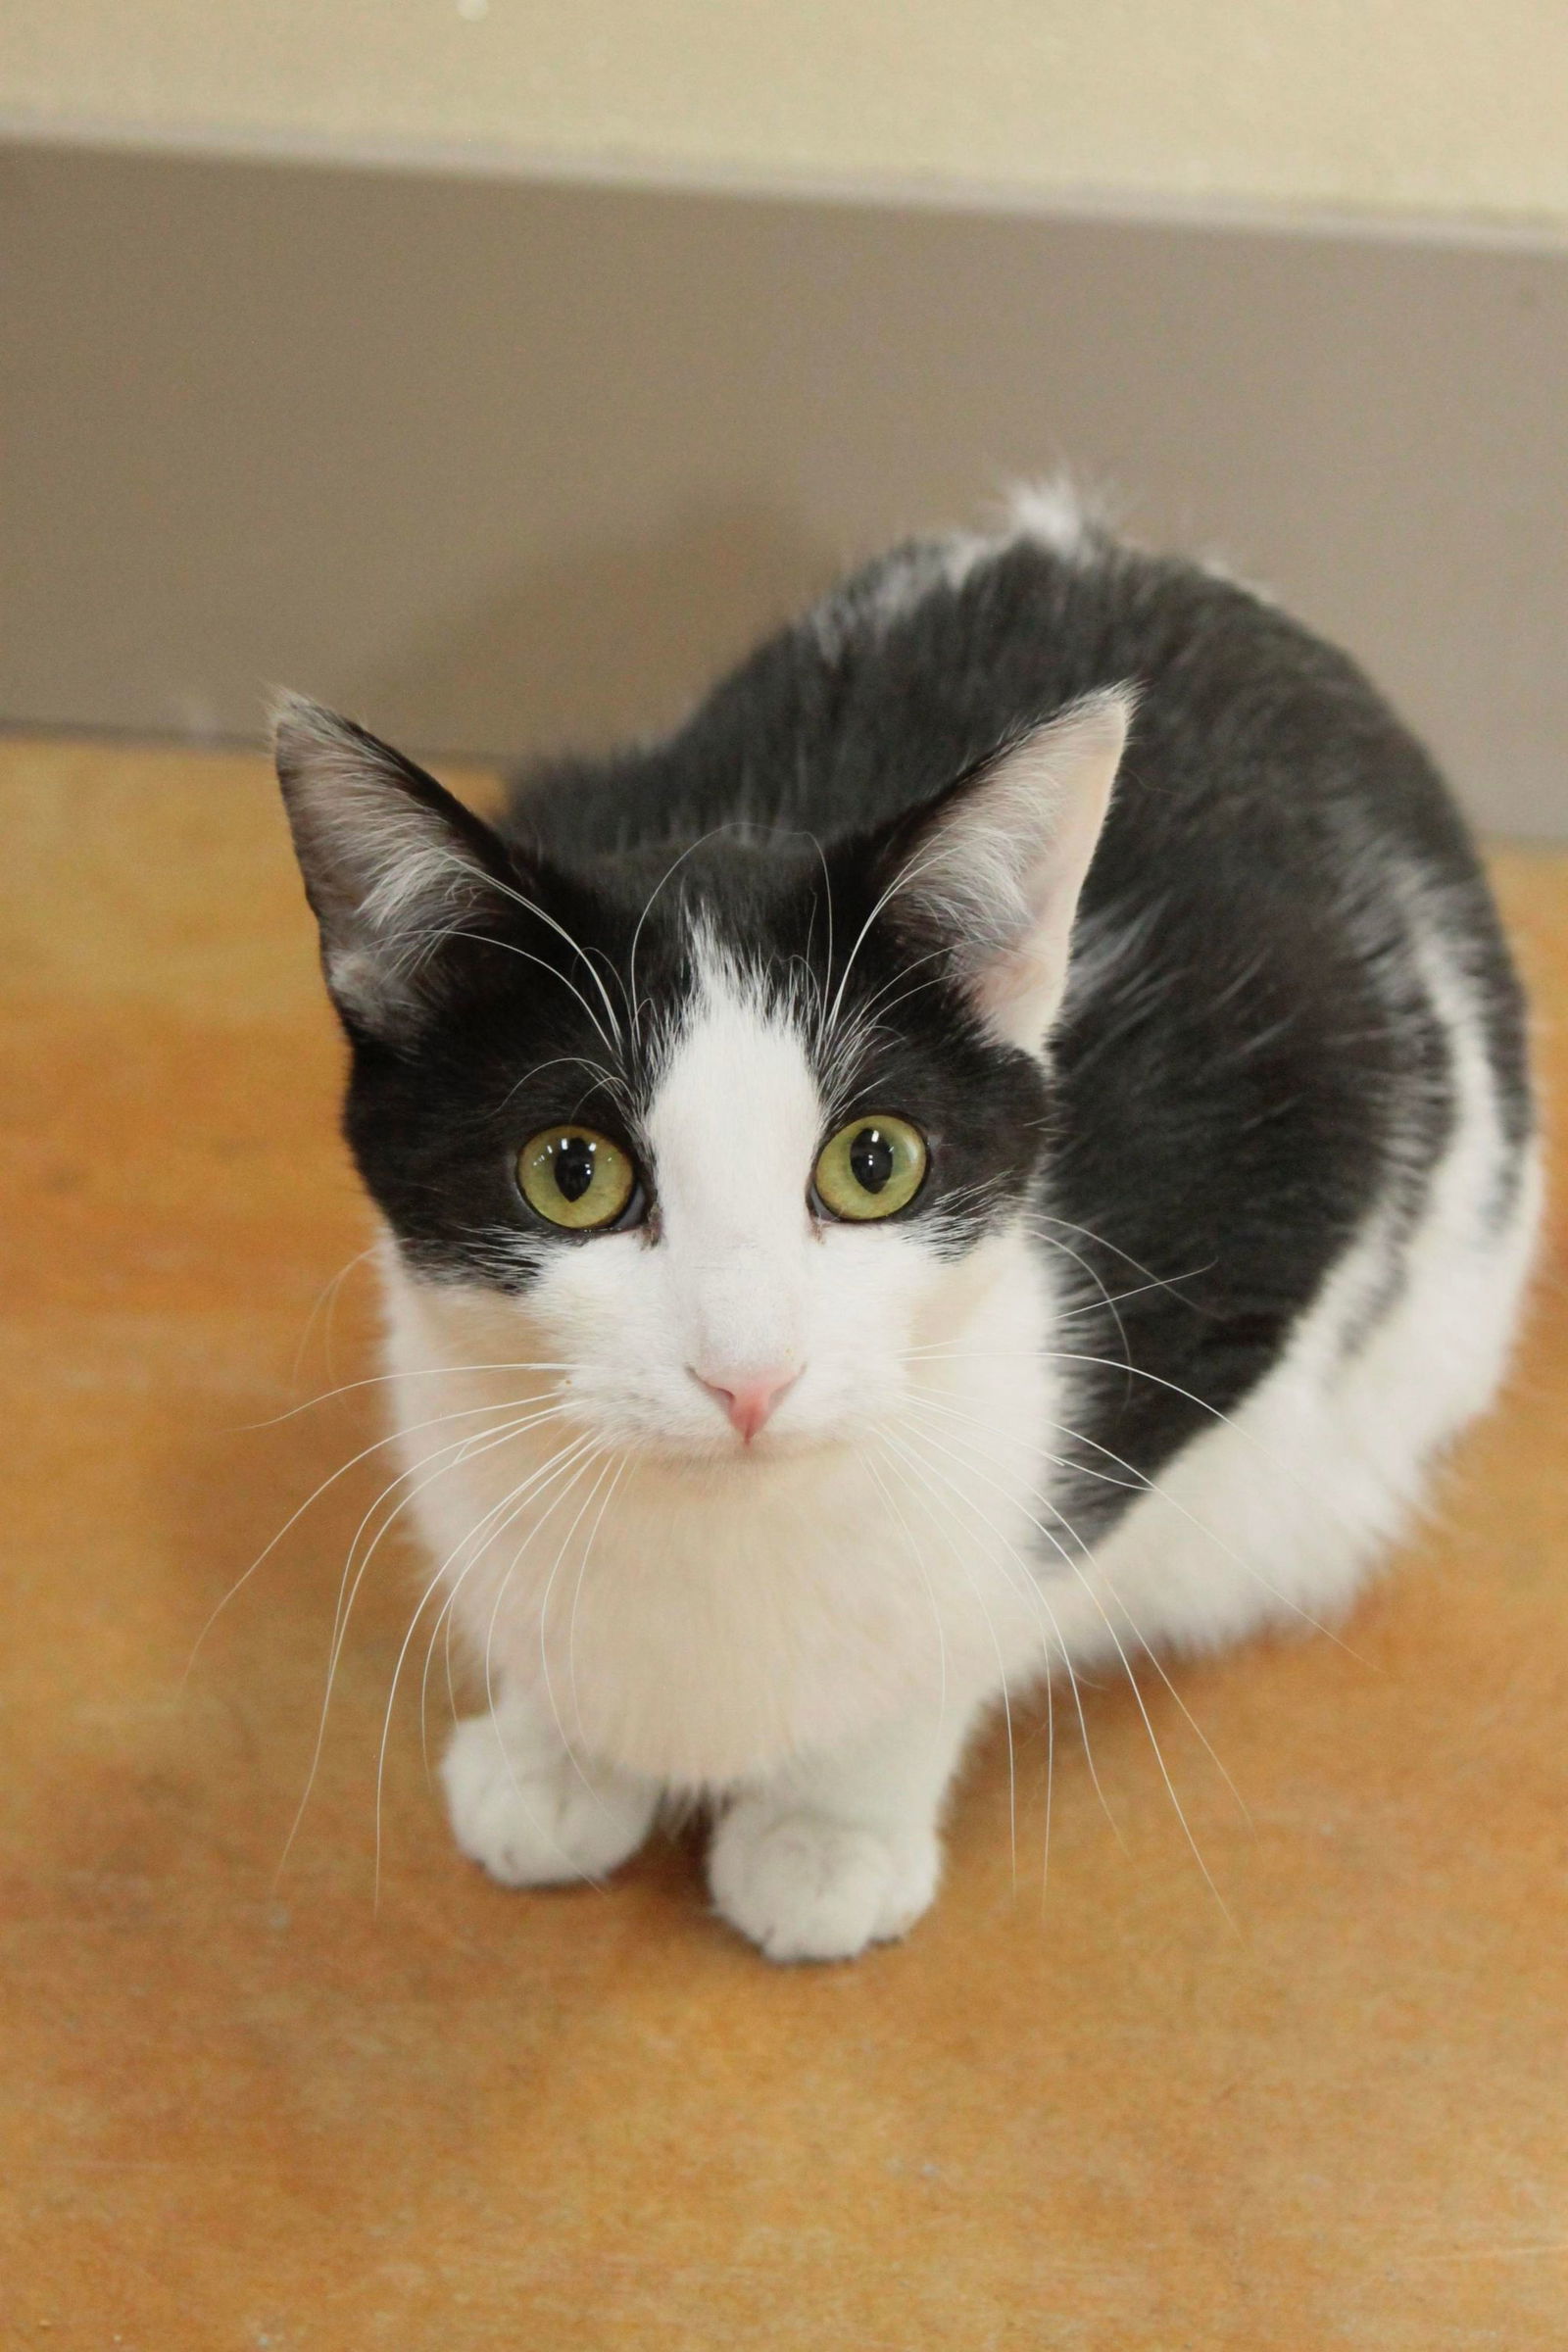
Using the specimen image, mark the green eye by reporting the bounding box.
[813,1114,928,1222]
[517,1127,637,1231]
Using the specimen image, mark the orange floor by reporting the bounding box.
[3,732,1567,2349]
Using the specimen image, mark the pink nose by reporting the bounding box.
[693,1368,800,1444]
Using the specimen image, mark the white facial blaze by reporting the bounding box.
[645,950,819,1393]
[506,933,992,1458]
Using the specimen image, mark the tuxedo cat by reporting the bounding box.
[275,488,1537,1960]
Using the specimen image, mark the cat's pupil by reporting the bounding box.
[850,1127,894,1194]
[554,1136,596,1203]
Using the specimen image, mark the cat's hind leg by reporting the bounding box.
[441,1690,660,1887]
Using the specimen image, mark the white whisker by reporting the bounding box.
[186,1389,565,1680]
[239,1364,576,1432]
[855,1446,949,1733]
[433,923,626,1080]
[892,1409,1245,1919]
[277,1402,572,1886]
[473,1439,614,1893]
[876,1423,1113,1895]
[869,1430,1017,1896]
[289,1244,380,1391]
[898,1384,1356,1654]
[535,1453,620,1799]
[877,1422,1124,1857]
[432,848,629,1056]
[377,1427,611,1856]
[564,1457,628,1754]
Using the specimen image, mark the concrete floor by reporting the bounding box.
[3,732,1566,2348]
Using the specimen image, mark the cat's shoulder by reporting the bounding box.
[502,488,1442,871]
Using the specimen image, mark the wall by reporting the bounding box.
[5,1,1568,234]
[3,144,1565,835]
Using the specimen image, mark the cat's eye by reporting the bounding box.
[517,1127,637,1232]
[812,1114,928,1222]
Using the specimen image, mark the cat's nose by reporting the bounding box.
[691,1366,801,1444]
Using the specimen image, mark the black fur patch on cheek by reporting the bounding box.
[799,924,1055,1258]
[334,886,691,1294]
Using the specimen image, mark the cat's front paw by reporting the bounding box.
[441,1711,658,1887]
[708,1800,941,1963]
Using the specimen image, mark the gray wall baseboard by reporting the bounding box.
[3,143,1564,834]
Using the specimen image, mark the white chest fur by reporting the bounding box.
[380,1234,1060,1787]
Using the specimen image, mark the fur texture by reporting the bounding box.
[274,487,1538,1962]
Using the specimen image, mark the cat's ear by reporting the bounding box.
[272,694,514,1038]
[883,687,1132,1053]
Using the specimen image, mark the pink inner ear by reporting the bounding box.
[921,690,1132,1053]
[972,937,1059,1029]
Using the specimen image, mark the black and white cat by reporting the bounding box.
[274,486,1538,1962]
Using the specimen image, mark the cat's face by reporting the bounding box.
[274,693,1127,1459]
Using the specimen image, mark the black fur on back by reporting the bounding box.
[337,524,1532,1542]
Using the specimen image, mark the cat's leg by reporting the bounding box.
[441,1688,661,1888]
[707,1698,987,1963]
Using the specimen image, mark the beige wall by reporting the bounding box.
[5,2,1568,236]
[4,144,1566,837]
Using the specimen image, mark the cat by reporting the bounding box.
[273,484,1539,1963]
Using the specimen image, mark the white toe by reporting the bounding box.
[708,1801,940,1963]
[441,1712,657,1887]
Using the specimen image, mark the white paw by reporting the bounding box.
[707,1801,941,1963]
[440,1712,657,1887]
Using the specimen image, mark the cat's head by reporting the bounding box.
[273,689,1128,1458]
